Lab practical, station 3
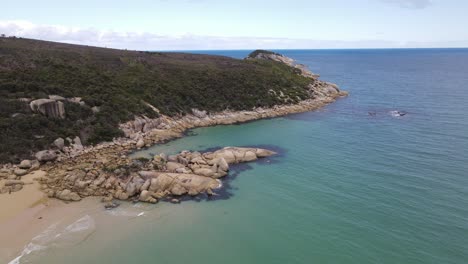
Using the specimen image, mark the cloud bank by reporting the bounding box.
[0,20,465,50]
[381,0,432,9]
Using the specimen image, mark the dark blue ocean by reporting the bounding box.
[24,49,468,264]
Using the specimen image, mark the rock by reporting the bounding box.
[255,148,276,158]
[114,190,129,200]
[170,183,187,196]
[18,160,32,169]
[125,182,137,197]
[14,169,28,177]
[166,162,186,172]
[75,180,91,189]
[73,136,84,150]
[209,157,229,171]
[104,201,120,209]
[193,168,215,178]
[136,138,145,149]
[44,189,55,197]
[35,150,57,162]
[243,151,257,162]
[140,179,151,191]
[53,138,65,150]
[192,108,207,118]
[91,106,100,113]
[139,190,158,203]
[170,198,180,204]
[30,99,65,119]
[101,195,114,203]
[56,189,82,201]
[49,95,66,101]
[30,160,41,170]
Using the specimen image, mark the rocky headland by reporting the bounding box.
[0,49,347,208]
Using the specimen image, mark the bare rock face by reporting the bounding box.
[120,116,163,136]
[30,99,65,119]
[140,171,220,197]
[35,150,57,162]
[192,108,207,118]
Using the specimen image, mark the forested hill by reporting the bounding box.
[0,37,313,163]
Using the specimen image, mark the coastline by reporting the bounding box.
[1,93,348,209]
[0,93,347,261]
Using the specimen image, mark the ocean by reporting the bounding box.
[16,49,468,263]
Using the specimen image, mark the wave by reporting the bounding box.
[8,215,95,264]
[389,110,407,117]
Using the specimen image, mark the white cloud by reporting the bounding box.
[0,20,465,50]
[381,0,432,9]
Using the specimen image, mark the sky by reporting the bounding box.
[1,0,467,50]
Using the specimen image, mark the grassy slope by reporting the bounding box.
[0,37,312,163]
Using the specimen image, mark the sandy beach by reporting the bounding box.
[0,171,47,223]
[0,170,101,263]
[0,195,105,263]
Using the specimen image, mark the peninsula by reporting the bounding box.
[0,37,347,206]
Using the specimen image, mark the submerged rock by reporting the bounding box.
[104,201,120,209]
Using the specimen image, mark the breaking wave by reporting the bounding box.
[8,215,95,264]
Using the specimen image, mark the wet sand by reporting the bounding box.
[0,171,104,263]
[0,196,104,263]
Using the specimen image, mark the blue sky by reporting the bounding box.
[1,0,467,50]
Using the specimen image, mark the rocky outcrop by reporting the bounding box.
[192,108,207,118]
[247,50,319,79]
[30,99,65,119]
[36,147,275,204]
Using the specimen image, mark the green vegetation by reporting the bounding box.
[0,38,312,163]
[247,49,281,58]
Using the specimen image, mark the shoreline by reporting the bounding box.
[0,93,347,261]
[1,93,348,211]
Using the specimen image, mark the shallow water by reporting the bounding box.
[22,49,468,263]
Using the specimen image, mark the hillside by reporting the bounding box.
[0,37,336,163]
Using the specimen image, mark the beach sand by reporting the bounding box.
[0,170,47,223]
[0,170,101,263]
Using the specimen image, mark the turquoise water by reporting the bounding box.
[27,49,468,263]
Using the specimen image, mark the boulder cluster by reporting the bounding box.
[0,159,39,194]
[27,147,275,205]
